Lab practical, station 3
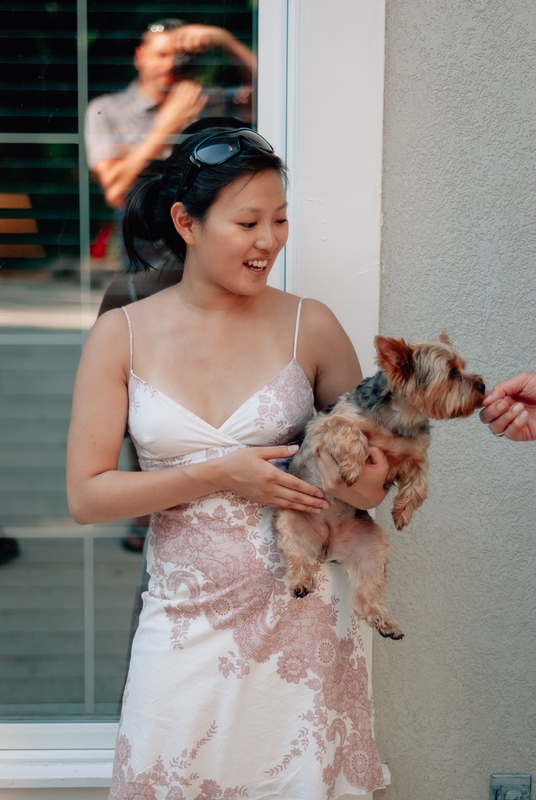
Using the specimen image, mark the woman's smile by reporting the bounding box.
[244,258,269,273]
[244,259,268,269]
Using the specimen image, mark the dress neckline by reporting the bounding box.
[129,357,313,432]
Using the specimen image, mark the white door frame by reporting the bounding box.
[0,1,387,793]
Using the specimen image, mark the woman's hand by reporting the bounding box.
[480,372,536,442]
[316,447,389,510]
[219,445,330,513]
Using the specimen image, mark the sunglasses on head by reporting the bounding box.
[146,18,185,34]
[174,129,275,202]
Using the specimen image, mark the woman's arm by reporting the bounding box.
[67,311,330,525]
[299,300,389,509]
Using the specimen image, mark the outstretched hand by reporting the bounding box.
[220,445,330,513]
[316,446,389,510]
[480,372,536,441]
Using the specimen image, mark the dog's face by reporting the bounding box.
[374,333,485,420]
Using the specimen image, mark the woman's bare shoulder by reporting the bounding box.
[299,298,349,341]
[296,298,361,404]
[88,306,128,343]
[81,307,130,377]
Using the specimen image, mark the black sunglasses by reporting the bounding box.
[174,129,275,202]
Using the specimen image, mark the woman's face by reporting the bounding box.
[176,169,288,295]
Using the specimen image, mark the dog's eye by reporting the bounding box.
[449,367,459,380]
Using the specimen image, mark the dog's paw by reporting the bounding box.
[369,615,404,640]
[391,508,411,530]
[291,575,316,598]
[379,627,405,641]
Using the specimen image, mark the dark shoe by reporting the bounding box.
[0,537,20,564]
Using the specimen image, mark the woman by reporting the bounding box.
[67,128,388,799]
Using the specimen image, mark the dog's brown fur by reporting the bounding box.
[273,333,485,640]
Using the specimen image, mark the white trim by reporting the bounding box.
[281,0,301,295]
[289,0,386,375]
[0,750,389,790]
[257,0,288,163]
[257,0,288,290]
[0,723,118,751]
[0,750,114,789]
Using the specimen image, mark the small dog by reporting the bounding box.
[273,333,485,640]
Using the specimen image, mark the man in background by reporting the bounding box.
[85,18,256,208]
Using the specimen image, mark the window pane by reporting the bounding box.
[0,0,257,723]
[0,2,78,134]
[0,538,85,717]
[0,534,143,719]
[0,143,81,280]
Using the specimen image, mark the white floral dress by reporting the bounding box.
[110,301,385,800]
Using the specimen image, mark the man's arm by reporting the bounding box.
[173,25,257,84]
[89,81,207,209]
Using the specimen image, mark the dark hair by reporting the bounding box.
[122,128,287,272]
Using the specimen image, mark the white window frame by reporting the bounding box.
[0,1,388,792]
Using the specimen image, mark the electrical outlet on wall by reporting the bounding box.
[489,774,532,800]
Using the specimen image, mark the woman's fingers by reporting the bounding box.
[223,445,328,510]
[482,387,506,407]
[265,484,328,512]
[257,445,326,499]
[273,472,328,508]
[480,398,515,427]
[273,490,328,513]
[483,402,529,439]
[258,444,300,459]
[316,450,342,493]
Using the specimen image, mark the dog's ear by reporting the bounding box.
[437,330,451,345]
[374,335,415,385]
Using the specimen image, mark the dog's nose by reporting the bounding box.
[476,382,485,394]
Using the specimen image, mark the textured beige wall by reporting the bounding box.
[373,1,536,798]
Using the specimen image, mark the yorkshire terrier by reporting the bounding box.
[273,333,485,640]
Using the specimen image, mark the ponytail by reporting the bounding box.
[123,173,173,272]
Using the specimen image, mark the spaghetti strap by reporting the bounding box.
[293,297,305,360]
[121,306,133,373]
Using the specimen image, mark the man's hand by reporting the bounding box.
[154,80,207,136]
[233,85,254,107]
[480,372,536,441]
[92,80,207,208]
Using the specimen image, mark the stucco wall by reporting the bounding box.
[373,1,536,798]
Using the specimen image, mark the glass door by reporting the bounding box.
[0,0,258,727]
